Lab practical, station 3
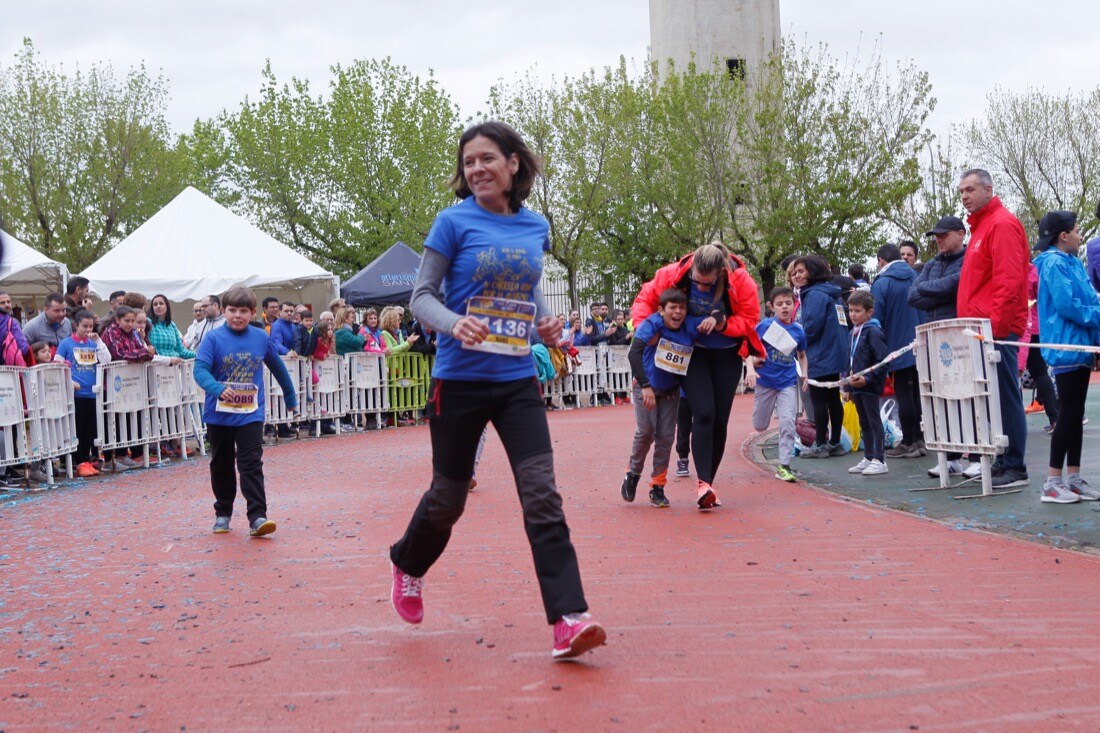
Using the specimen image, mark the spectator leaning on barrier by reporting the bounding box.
[0,291,30,364]
[908,215,972,478]
[871,243,924,460]
[409,320,437,355]
[64,276,89,326]
[55,309,112,478]
[957,168,1031,489]
[269,301,299,356]
[334,306,368,355]
[379,306,418,354]
[606,310,631,346]
[148,294,196,359]
[22,293,73,352]
[1033,211,1100,505]
[292,310,314,356]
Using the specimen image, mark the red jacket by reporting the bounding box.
[957,197,1029,339]
[632,251,765,356]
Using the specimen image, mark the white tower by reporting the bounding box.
[649,0,780,79]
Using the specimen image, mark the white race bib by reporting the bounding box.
[654,338,693,375]
[75,348,98,366]
[762,321,798,356]
[835,304,848,327]
[216,382,258,414]
[463,297,537,356]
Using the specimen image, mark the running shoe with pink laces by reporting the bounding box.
[391,562,424,624]
[552,613,607,660]
[696,480,720,509]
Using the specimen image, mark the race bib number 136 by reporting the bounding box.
[463,297,536,357]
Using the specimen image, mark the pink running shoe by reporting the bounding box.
[390,562,424,624]
[696,480,719,509]
[552,613,607,660]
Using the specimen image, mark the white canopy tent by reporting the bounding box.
[0,229,71,307]
[80,187,338,312]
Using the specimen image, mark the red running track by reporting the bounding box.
[4,399,1100,731]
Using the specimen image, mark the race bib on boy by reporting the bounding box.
[216,382,258,414]
[835,304,848,327]
[463,297,536,356]
[75,348,98,366]
[654,338,693,375]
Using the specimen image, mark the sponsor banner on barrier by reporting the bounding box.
[151,364,184,407]
[0,369,24,426]
[110,364,149,412]
[317,358,340,393]
[38,367,70,420]
[351,355,381,389]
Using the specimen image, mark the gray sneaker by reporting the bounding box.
[212,516,231,533]
[249,517,276,537]
[885,442,921,459]
[27,468,50,485]
[100,459,130,473]
[828,443,847,457]
[800,443,830,459]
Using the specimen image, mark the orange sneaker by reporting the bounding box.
[1024,400,1044,414]
[76,461,101,478]
[696,480,719,509]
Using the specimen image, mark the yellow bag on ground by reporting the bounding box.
[842,398,861,453]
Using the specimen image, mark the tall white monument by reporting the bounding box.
[649,0,780,78]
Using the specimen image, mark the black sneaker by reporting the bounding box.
[991,468,1029,489]
[885,442,921,459]
[620,472,640,502]
[249,517,277,537]
[649,486,670,508]
[277,425,297,438]
[828,443,847,457]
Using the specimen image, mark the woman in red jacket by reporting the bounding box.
[632,243,764,508]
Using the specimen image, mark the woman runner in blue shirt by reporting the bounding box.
[388,121,605,660]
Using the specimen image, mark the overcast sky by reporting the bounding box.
[3,1,1098,139]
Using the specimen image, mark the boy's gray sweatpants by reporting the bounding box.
[628,384,679,485]
[752,383,798,466]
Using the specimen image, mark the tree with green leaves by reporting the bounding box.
[889,137,966,262]
[0,39,184,271]
[218,58,461,279]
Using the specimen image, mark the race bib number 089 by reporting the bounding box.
[216,382,259,414]
[463,297,536,357]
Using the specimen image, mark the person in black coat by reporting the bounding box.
[845,289,890,475]
[908,216,967,322]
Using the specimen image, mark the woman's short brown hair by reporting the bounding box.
[450,121,541,213]
[222,286,257,311]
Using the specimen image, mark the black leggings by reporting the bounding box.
[682,347,742,484]
[808,378,843,446]
[892,365,924,444]
[1027,335,1060,424]
[1049,368,1089,470]
[390,377,587,624]
[675,398,691,459]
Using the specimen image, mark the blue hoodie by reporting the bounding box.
[1034,246,1100,371]
[798,280,848,378]
[870,260,919,370]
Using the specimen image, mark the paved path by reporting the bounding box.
[4,400,1100,731]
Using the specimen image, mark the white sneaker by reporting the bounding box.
[848,458,872,474]
[1040,479,1080,504]
[962,462,983,479]
[927,460,964,478]
[1066,475,1100,501]
[862,459,889,476]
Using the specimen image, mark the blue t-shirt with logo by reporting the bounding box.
[754,317,807,390]
[633,312,703,392]
[56,336,102,398]
[688,281,737,349]
[194,324,298,427]
[426,196,549,382]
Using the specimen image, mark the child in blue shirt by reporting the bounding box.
[745,287,808,483]
[54,310,112,476]
[622,288,722,508]
[194,287,299,537]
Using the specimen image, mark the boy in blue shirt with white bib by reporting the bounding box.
[621,288,722,508]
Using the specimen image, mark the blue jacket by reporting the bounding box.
[870,260,919,371]
[798,280,848,378]
[848,318,889,396]
[1086,236,1100,292]
[908,247,966,322]
[1034,247,1100,370]
[269,318,297,355]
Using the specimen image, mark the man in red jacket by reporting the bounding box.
[956,168,1030,489]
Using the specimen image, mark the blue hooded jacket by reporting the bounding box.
[798,280,848,378]
[870,260,919,370]
[1034,247,1100,370]
[848,317,889,396]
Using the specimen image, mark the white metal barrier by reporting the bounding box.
[265,356,308,428]
[604,345,633,400]
[178,360,207,456]
[0,366,31,474]
[148,361,208,460]
[95,360,154,468]
[307,356,349,431]
[913,318,1011,499]
[569,345,601,407]
[23,363,77,484]
[345,353,388,428]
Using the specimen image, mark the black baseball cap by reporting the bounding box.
[924,215,966,236]
[1034,210,1077,250]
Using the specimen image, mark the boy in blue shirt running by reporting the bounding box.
[621,288,722,508]
[745,287,808,483]
[194,287,299,537]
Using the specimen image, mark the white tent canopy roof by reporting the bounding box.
[0,229,71,301]
[81,187,338,306]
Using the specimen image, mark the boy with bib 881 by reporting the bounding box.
[621,288,723,508]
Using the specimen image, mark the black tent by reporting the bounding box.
[340,241,422,306]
